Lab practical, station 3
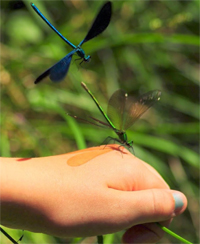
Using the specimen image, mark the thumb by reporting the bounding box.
[106,189,187,231]
[113,189,187,244]
[122,190,187,244]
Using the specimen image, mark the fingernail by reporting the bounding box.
[172,192,184,213]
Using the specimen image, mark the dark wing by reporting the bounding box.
[34,50,76,84]
[80,1,112,45]
[107,89,128,130]
[49,50,76,82]
[123,90,162,130]
[34,68,51,84]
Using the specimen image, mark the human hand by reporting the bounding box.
[0,145,187,243]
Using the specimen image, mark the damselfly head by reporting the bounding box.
[84,55,91,62]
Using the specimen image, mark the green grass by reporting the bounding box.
[1,0,199,243]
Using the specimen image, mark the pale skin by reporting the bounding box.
[0,145,187,243]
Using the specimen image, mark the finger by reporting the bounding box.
[101,190,187,232]
[122,222,169,244]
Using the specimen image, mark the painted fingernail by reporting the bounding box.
[172,192,184,212]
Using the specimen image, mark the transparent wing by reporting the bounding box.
[80,1,112,45]
[123,90,162,130]
[107,89,161,131]
[89,116,112,128]
[67,114,111,129]
[107,89,128,130]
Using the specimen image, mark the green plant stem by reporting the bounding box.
[97,235,103,244]
[0,227,18,244]
[156,223,193,244]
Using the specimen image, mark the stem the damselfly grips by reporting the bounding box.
[156,223,193,244]
[0,227,23,244]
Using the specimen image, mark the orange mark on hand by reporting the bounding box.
[16,158,32,161]
[67,145,123,166]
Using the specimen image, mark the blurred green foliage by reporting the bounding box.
[0,0,199,243]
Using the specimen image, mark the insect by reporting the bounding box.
[68,82,161,151]
[31,2,112,84]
